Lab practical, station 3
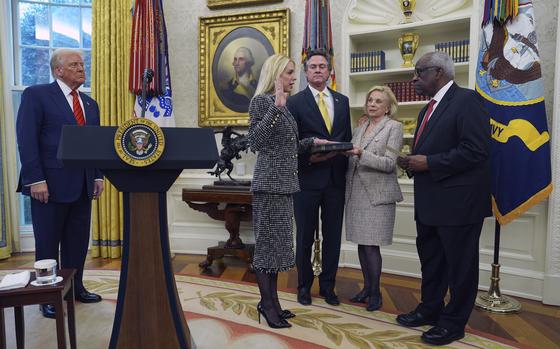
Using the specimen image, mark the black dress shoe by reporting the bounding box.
[350,289,370,303]
[257,302,291,329]
[297,288,312,306]
[366,294,382,311]
[396,310,438,327]
[40,304,56,319]
[280,309,296,319]
[421,326,465,345]
[319,289,340,306]
[76,290,102,303]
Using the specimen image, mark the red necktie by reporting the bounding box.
[70,90,86,126]
[414,99,436,147]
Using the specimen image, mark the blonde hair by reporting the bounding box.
[254,54,295,96]
[364,85,398,117]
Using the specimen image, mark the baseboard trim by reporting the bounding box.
[543,274,560,305]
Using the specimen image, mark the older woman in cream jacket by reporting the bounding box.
[345,85,403,311]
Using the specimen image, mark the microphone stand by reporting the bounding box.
[140,68,154,119]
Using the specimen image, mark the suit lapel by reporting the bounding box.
[49,82,77,125]
[329,88,343,133]
[80,92,96,125]
[414,83,457,151]
[361,116,389,149]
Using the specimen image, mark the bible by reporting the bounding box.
[311,142,353,153]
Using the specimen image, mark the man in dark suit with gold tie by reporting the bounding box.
[287,49,352,306]
[16,48,104,318]
[396,52,491,345]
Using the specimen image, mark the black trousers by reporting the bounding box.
[294,184,344,292]
[415,219,484,331]
[31,188,92,292]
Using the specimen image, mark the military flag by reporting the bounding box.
[302,0,336,90]
[475,0,552,225]
[130,0,175,126]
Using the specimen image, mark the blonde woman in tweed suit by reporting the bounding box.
[345,86,404,311]
[248,54,327,329]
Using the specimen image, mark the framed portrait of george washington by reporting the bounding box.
[207,0,283,9]
[198,9,290,127]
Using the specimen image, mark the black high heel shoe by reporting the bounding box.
[350,289,370,303]
[366,294,382,311]
[280,309,296,319]
[257,302,292,329]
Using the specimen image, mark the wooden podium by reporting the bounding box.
[59,126,218,349]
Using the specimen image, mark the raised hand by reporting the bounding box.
[274,75,287,107]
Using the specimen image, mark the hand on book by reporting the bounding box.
[312,138,334,145]
[345,146,362,157]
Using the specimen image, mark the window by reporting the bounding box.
[15,0,93,87]
[11,0,93,227]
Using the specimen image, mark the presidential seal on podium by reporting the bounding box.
[114,117,165,167]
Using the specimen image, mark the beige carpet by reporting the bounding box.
[1,270,529,349]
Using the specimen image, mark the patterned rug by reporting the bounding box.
[2,270,530,349]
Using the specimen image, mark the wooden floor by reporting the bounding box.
[2,252,559,349]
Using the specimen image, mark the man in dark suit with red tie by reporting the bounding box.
[287,50,352,306]
[396,52,491,345]
[16,49,104,318]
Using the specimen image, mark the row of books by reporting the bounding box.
[435,40,470,63]
[385,81,430,102]
[350,50,386,72]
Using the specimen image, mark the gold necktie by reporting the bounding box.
[318,92,332,133]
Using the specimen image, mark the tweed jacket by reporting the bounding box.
[248,93,313,194]
[345,116,404,206]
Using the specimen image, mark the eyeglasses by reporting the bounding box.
[414,66,440,76]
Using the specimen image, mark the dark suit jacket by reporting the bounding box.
[412,83,492,226]
[16,81,102,203]
[286,87,352,190]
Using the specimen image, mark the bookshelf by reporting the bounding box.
[341,0,480,179]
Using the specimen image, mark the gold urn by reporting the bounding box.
[398,33,419,68]
[399,0,416,23]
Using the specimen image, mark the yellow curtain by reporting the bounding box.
[0,41,18,259]
[91,0,134,258]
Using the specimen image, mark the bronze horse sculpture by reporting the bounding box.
[208,126,251,181]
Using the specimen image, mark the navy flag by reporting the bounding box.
[475,1,552,225]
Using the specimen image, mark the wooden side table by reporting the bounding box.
[0,269,76,349]
[182,188,254,271]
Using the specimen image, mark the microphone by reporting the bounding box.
[140,68,154,118]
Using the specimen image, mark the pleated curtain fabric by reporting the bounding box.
[0,42,19,259]
[90,0,134,258]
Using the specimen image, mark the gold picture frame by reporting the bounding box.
[199,9,290,127]
[207,0,283,10]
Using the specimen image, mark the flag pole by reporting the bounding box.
[312,214,322,276]
[475,221,521,313]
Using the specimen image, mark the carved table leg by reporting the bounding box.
[224,204,246,248]
[199,254,214,268]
